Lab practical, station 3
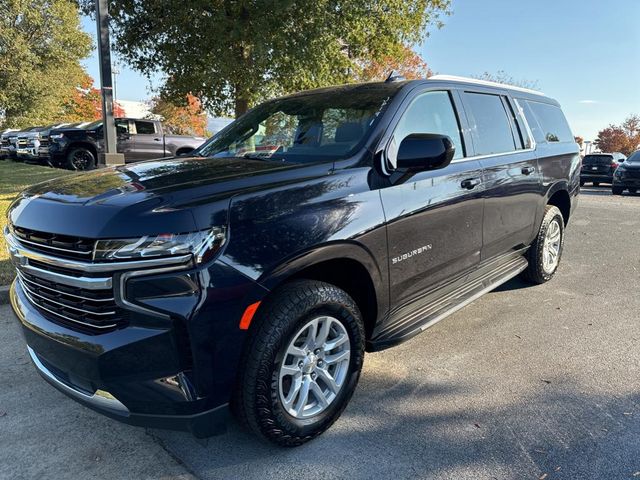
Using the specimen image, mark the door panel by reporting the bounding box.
[131,120,164,162]
[381,159,484,308]
[479,151,540,259]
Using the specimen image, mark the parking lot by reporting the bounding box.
[1,187,638,480]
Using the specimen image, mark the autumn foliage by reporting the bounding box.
[359,46,432,81]
[149,94,207,136]
[594,115,640,156]
[62,73,126,122]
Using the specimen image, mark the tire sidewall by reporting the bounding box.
[67,147,96,171]
[536,207,565,281]
[268,303,363,436]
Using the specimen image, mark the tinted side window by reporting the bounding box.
[135,121,156,135]
[525,101,573,143]
[518,100,545,144]
[389,90,464,167]
[463,92,517,156]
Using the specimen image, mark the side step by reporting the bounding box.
[369,253,529,351]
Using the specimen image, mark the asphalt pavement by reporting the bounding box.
[1,186,639,480]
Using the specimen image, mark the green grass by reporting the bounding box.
[0,161,74,285]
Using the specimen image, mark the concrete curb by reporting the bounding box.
[0,285,10,305]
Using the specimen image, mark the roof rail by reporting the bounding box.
[429,74,545,96]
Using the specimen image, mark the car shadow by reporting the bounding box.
[148,372,640,480]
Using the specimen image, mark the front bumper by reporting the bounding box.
[16,148,39,161]
[10,279,230,437]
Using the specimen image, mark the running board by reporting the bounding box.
[368,253,528,351]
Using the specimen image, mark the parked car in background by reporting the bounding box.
[36,122,89,165]
[5,76,579,445]
[47,118,206,170]
[16,124,72,163]
[0,129,19,159]
[1,127,43,160]
[612,150,640,195]
[580,152,626,186]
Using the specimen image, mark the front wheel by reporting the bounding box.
[592,182,600,187]
[66,147,96,171]
[232,280,365,446]
[522,205,565,284]
[612,186,624,195]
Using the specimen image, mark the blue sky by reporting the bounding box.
[81,0,640,140]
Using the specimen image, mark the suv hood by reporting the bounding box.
[8,156,324,238]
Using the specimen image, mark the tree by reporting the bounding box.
[0,0,92,128]
[82,0,450,117]
[594,115,640,156]
[358,46,432,82]
[472,70,539,90]
[149,93,208,136]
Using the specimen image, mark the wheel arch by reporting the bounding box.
[546,187,571,226]
[255,242,388,342]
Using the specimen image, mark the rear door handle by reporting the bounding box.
[461,178,481,190]
[522,166,536,175]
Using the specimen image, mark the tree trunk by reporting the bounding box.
[235,96,249,118]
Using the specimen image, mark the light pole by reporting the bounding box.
[112,65,120,106]
[95,0,124,166]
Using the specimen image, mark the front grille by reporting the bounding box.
[17,270,127,333]
[17,138,28,147]
[626,169,640,179]
[12,226,95,260]
[39,137,49,148]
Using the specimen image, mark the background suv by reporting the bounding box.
[580,152,626,186]
[613,150,640,194]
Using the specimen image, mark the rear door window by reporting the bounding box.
[462,92,517,156]
[525,101,573,143]
[134,121,157,135]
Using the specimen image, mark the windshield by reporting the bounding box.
[197,85,398,163]
[626,151,640,164]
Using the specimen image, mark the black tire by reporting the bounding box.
[592,182,600,187]
[232,280,365,447]
[522,205,565,285]
[66,147,96,171]
[579,180,585,187]
[612,186,624,195]
[629,188,637,194]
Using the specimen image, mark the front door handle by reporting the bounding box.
[522,166,536,175]
[153,138,162,142]
[461,178,481,190]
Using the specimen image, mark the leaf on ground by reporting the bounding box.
[539,474,548,480]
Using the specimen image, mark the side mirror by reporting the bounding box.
[396,133,455,172]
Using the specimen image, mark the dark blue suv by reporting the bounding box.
[5,76,580,446]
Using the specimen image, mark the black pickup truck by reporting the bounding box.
[6,76,579,446]
[46,118,206,169]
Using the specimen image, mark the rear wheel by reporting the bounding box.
[232,280,365,446]
[66,147,96,171]
[592,182,600,187]
[612,186,624,195]
[522,205,564,284]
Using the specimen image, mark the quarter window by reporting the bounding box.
[462,92,517,156]
[134,121,157,135]
[525,101,574,143]
[388,91,464,168]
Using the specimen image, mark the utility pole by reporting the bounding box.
[95,0,124,166]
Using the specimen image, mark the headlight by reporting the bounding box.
[49,133,64,141]
[94,227,226,263]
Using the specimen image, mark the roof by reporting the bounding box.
[428,75,545,96]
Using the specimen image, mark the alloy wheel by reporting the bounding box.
[278,316,351,419]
